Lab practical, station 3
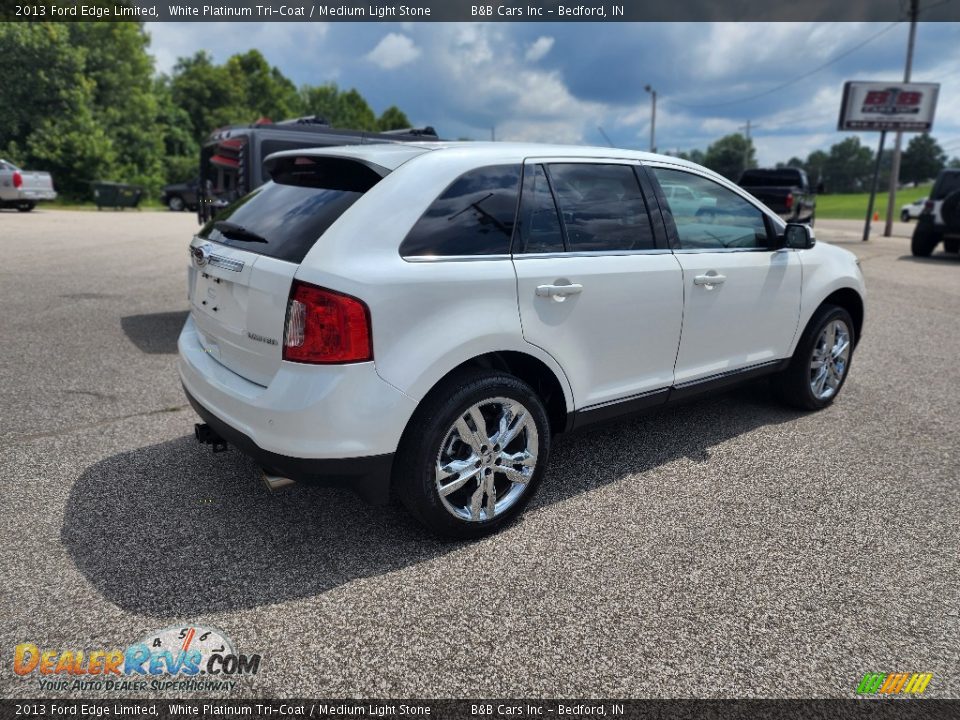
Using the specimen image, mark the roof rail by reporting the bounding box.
[381,126,438,137]
[271,116,332,127]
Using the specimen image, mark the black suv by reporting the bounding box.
[198,116,438,222]
[911,169,960,256]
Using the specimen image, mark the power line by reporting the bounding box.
[670,21,904,110]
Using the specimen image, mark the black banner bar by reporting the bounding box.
[2,700,960,720]
[1,0,960,22]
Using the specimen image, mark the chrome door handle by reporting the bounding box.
[536,283,583,299]
[693,273,726,286]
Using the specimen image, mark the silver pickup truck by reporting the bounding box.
[0,159,56,212]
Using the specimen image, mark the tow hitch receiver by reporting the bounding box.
[194,423,228,453]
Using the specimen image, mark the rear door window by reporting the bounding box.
[516,164,565,254]
[198,156,384,263]
[546,164,656,252]
[400,165,522,257]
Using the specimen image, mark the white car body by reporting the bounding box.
[179,142,865,511]
[901,198,926,221]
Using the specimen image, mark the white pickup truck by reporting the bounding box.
[0,159,56,212]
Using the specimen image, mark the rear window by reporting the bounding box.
[739,169,803,187]
[932,171,960,200]
[198,156,383,263]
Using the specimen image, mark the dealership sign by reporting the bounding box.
[838,81,940,132]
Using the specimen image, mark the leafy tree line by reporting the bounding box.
[0,23,413,200]
[671,132,957,193]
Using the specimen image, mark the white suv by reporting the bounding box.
[179,142,866,538]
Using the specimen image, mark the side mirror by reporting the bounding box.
[783,223,816,250]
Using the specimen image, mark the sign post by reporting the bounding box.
[837,81,939,241]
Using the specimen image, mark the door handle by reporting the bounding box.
[693,273,726,286]
[536,283,583,300]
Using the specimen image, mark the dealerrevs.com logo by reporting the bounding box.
[14,625,261,693]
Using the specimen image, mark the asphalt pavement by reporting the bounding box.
[1,209,957,699]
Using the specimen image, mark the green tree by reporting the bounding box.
[674,148,706,164]
[703,134,756,181]
[225,49,302,123]
[805,150,828,187]
[171,51,247,143]
[823,138,874,193]
[300,83,377,130]
[0,24,88,153]
[901,133,947,185]
[68,23,165,194]
[377,106,411,131]
[949,157,960,169]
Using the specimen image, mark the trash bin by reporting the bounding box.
[91,181,144,210]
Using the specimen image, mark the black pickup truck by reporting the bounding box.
[738,167,818,225]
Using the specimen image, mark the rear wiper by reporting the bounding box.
[214,221,268,244]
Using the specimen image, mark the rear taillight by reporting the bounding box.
[12,171,22,189]
[785,192,794,211]
[283,280,372,364]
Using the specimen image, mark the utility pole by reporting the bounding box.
[644,85,657,153]
[739,120,755,172]
[883,0,920,236]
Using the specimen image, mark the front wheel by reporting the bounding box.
[394,370,551,539]
[901,210,911,222]
[774,305,855,411]
[167,195,185,212]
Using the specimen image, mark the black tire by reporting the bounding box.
[167,195,185,212]
[774,304,855,411]
[394,369,551,539]
[944,238,959,254]
[901,210,911,223]
[16,201,35,212]
[911,224,941,257]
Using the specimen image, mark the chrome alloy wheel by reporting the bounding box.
[809,319,851,401]
[435,397,539,522]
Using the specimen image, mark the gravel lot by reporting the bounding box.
[1,209,957,699]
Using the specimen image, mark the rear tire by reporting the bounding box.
[167,195,185,212]
[16,201,35,212]
[911,224,940,257]
[394,369,551,539]
[901,210,910,222]
[944,238,959,254]
[774,304,855,411]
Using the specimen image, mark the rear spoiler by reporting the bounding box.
[263,153,391,191]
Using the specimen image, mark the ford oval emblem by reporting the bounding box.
[191,243,213,267]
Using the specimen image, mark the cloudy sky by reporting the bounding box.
[145,22,960,164]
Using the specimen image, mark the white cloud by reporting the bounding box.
[365,33,421,70]
[525,36,555,62]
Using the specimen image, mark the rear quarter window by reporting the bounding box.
[399,165,522,257]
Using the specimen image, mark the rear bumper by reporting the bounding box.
[178,314,416,503]
[21,189,56,201]
[184,385,394,504]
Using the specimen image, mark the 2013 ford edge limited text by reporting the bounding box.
[179,142,866,538]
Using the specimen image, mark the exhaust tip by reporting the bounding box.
[261,469,295,491]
